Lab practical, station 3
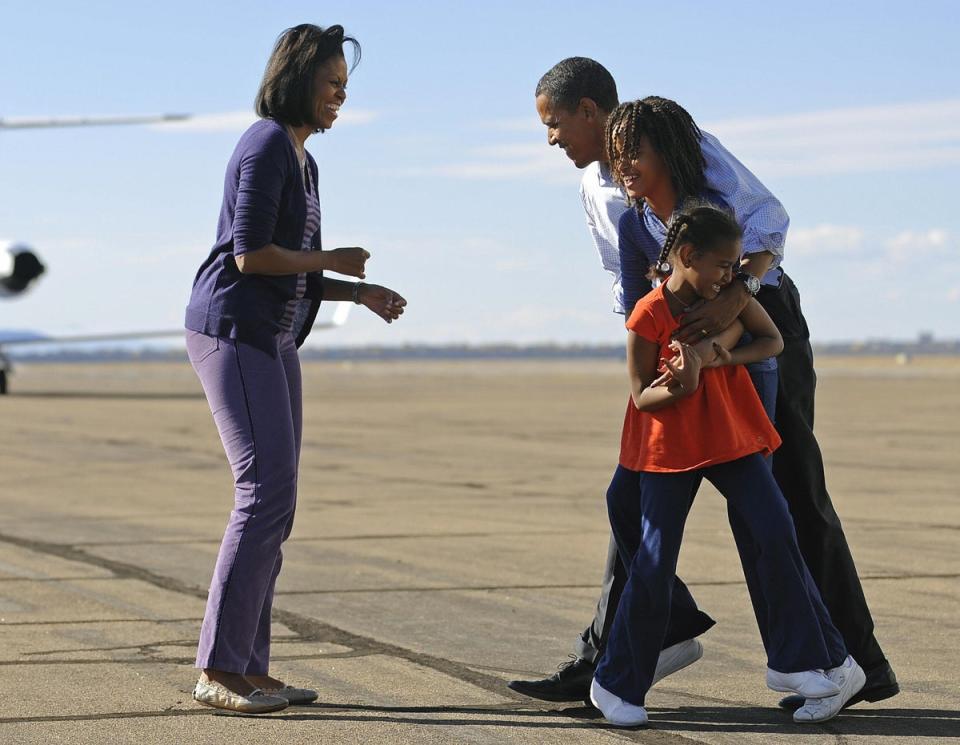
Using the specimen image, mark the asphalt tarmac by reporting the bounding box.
[1,358,957,744]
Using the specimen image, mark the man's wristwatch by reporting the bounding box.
[736,271,761,297]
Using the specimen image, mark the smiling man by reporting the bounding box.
[509,57,898,713]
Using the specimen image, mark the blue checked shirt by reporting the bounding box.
[579,129,789,315]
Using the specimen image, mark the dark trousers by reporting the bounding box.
[577,273,888,674]
[594,457,848,706]
[758,274,887,671]
[575,467,717,663]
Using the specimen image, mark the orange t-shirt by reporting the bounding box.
[620,284,781,473]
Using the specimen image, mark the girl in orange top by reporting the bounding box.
[589,205,862,727]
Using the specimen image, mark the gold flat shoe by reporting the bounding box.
[193,679,289,714]
[262,685,319,705]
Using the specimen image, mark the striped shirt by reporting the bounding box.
[278,161,321,333]
[579,130,789,315]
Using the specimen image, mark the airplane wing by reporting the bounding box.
[0,302,351,347]
[0,114,190,130]
[0,329,185,346]
[0,302,351,394]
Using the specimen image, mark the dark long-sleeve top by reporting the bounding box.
[185,118,325,353]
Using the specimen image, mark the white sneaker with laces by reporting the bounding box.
[589,678,649,727]
[766,668,840,699]
[652,638,704,686]
[793,656,866,723]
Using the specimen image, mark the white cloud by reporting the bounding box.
[787,224,865,258]
[704,100,960,177]
[485,117,542,133]
[788,225,954,266]
[451,99,960,181]
[946,287,960,303]
[149,109,379,133]
[406,143,572,182]
[884,229,951,261]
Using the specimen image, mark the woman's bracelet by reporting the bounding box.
[351,282,365,304]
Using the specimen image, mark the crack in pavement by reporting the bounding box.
[68,528,597,547]
[0,617,202,627]
[7,528,944,745]
[0,530,526,701]
[272,572,960,595]
[0,651,376,667]
[0,529,709,744]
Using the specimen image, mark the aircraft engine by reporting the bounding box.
[0,242,45,297]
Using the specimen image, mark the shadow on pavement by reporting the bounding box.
[2,702,955,737]
[642,705,960,738]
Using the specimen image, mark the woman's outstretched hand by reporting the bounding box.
[327,247,371,278]
[358,284,407,323]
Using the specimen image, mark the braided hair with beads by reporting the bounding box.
[604,96,707,208]
[649,205,742,282]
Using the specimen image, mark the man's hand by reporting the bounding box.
[673,281,749,344]
[359,284,407,323]
[326,247,370,279]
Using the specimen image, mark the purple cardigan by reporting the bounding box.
[185,118,324,353]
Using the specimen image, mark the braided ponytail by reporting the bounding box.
[647,204,742,282]
[648,215,690,281]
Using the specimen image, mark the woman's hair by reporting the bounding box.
[649,204,742,281]
[255,24,360,128]
[605,96,706,206]
[535,57,618,113]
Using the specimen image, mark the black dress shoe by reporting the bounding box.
[779,661,900,711]
[507,656,595,702]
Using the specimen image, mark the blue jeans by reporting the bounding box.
[575,361,779,662]
[595,455,848,706]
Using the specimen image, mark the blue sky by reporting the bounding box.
[1,0,958,347]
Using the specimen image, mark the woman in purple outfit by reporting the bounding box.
[184,23,406,714]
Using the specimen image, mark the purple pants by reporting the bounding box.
[186,330,302,674]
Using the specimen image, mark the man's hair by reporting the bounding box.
[255,24,361,128]
[535,57,618,113]
[605,96,706,206]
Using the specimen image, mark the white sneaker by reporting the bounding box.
[652,638,704,686]
[793,656,866,723]
[589,678,649,727]
[766,668,840,699]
